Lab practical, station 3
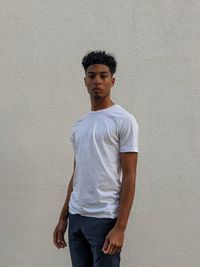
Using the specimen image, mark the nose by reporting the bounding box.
[94,75,101,85]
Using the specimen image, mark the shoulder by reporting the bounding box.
[72,113,89,127]
[70,113,89,138]
[114,105,138,125]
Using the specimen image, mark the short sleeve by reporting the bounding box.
[70,126,76,153]
[118,115,139,153]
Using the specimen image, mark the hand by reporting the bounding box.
[102,226,125,255]
[53,219,68,249]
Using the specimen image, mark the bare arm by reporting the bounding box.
[102,152,138,254]
[115,152,138,230]
[58,158,76,222]
[53,158,76,249]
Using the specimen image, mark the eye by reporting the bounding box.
[100,75,108,79]
[87,75,95,79]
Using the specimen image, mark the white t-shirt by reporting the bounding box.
[69,104,139,219]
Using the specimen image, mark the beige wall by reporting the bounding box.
[1,1,200,266]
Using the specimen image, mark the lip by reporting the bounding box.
[92,88,102,91]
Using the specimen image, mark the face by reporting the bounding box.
[84,64,115,100]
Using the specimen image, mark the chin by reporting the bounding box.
[93,96,102,99]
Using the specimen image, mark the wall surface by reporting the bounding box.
[1,1,200,266]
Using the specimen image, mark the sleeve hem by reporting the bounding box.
[120,147,139,153]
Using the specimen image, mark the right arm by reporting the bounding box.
[53,158,76,249]
[58,158,75,221]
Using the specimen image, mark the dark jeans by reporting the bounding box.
[68,213,121,267]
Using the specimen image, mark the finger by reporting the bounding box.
[111,247,118,254]
[54,237,62,249]
[110,244,118,255]
[57,232,63,244]
[54,241,61,249]
[103,243,114,254]
[53,232,60,249]
[60,237,67,248]
[53,238,61,249]
[108,243,115,255]
[102,238,109,252]
[54,232,64,249]
[61,238,67,247]
[57,235,66,248]
[116,247,122,254]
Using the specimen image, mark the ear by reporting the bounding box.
[111,77,115,87]
[84,77,86,86]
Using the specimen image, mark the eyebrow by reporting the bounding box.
[86,71,109,74]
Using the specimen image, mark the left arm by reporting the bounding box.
[102,152,138,255]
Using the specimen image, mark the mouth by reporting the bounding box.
[92,88,102,91]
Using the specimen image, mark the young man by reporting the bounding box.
[53,51,139,267]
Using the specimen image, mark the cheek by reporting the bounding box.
[107,82,113,88]
[85,81,92,88]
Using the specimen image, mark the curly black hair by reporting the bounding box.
[82,50,117,75]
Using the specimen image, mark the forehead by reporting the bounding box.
[86,64,110,74]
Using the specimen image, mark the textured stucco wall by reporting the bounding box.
[1,1,200,266]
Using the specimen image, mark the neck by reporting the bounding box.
[90,98,115,111]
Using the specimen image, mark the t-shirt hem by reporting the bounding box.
[69,206,118,219]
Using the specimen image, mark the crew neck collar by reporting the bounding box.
[89,104,118,114]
